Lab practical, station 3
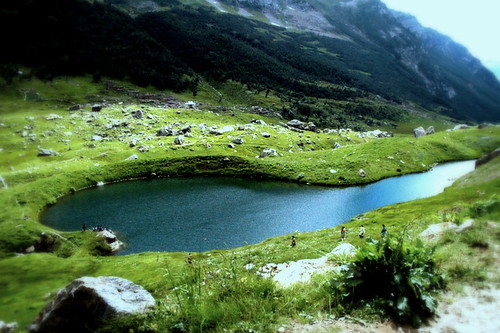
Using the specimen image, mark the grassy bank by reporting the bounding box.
[0,77,499,331]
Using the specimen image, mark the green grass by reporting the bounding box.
[0,76,499,332]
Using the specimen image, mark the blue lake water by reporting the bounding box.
[41,160,475,254]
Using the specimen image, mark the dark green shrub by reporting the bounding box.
[331,236,444,326]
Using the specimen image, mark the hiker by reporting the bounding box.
[187,253,193,264]
[340,226,346,241]
[359,225,365,238]
[290,235,296,247]
[381,224,387,238]
[82,223,86,232]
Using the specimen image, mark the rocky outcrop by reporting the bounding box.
[475,148,500,168]
[256,243,356,287]
[30,276,155,333]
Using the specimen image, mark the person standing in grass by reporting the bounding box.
[290,235,296,247]
[381,224,387,238]
[340,226,346,241]
[359,225,365,238]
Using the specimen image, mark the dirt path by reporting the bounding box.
[284,285,500,333]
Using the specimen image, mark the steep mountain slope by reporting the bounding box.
[214,0,500,121]
[1,0,499,123]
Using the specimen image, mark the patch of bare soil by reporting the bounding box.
[284,285,500,333]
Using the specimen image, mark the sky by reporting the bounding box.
[381,0,500,78]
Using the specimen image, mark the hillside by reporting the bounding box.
[1,0,499,127]
[0,77,498,331]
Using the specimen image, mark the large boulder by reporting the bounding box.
[30,276,155,333]
[413,126,426,138]
[37,148,59,156]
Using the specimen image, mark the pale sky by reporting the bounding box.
[381,0,500,78]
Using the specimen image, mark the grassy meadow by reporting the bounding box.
[0,77,499,332]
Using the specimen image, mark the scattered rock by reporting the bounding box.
[413,126,426,138]
[131,110,143,119]
[125,154,138,161]
[478,122,494,129]
[261,132,271,138]
[91,104,102,112]
[174,135,185,145]
[328,243,357,257]
[251,119,266,125]
[259,148,278,158]
[46,114,63,120]
[425,126,435,135]
[453,124,470,130]
[232,137,244,145]
[91,135,103,142]
[37,148,59,156]
[68,104,80,111]
[29,276,155,333]
[157,127,175,137]
[25,245,35,253]
[96,181,104,187]
[358,169,366,177]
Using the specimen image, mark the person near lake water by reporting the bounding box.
[187,253,193,264]
[290,235,296,247]
[359,225,365,238]
[381,224,387,238]
[340,226,346,241]
[82,223,86,232]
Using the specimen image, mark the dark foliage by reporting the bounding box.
[0,0,192,91]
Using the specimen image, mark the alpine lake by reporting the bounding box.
[41,160,475,254]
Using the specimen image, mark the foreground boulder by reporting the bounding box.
[30,276,155,333]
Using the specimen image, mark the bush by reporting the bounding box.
[330,236,444,326]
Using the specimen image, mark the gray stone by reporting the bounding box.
[251,119,266,125]
[259,148,278,158]
[157,127,174,137]
[38,148,59,156]
[478,122,494,129]
[261,132,271,138]
[46,114,63,121]
[174,135,185,145]
[358,169,366,177]
[91,135,103,142]
[425,126,435,135]
[131,110,143,119]
[29,276,155,333]
[232,137,244,145]
[125,154,138,161]
[413,126,426,138]
[453,124,470,130]
[91,104,102,112]
[68,104,80,111]
[328,243,357,257]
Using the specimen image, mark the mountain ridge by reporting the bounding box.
[1,0,499,123]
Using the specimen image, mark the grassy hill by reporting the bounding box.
[0,77,499,331]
